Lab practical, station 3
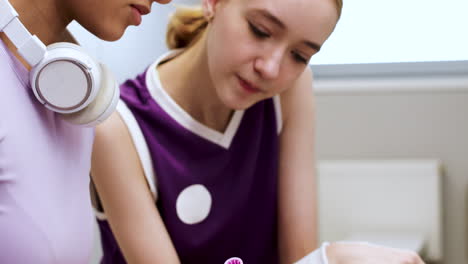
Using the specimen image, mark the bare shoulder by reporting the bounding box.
[91,108,148,199]
[95,111,129,147]
[93,111,136,163]
[280,67,315,126]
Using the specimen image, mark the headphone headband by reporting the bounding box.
[0,0,46,66]
[0,0,17,29]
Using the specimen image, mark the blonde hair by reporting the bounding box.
[166,6,208,49]
[166,1,343,50]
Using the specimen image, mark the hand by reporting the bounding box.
[326,242,425,264]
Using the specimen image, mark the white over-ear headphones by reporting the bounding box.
[0,0,119,126]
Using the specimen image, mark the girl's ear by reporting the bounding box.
[202,0,218,21]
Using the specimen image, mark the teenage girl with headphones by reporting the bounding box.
[0,0,170,263]
[90,0,426,263]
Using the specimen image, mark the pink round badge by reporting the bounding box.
[224,257,243,264]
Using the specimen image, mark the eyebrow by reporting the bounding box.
[254,9,322,52]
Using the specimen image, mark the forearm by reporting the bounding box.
[278,221,318,264]
[277,167,319,264]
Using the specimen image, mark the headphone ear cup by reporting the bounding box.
[60,63,119,127]
[30,42,101,113]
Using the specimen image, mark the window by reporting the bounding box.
[310,0,468,65]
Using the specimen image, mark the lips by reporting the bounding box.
[237,75,262,93]
[131,4,150,15]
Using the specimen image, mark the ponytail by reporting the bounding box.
[166,6,209,49]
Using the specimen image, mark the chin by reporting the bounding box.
[222,96,256,110]
[99,29,126,42]
[84,24,126,42]
[218,85,260,110]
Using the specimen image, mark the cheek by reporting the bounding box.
[208,15,254,66]
[207,27,245,82]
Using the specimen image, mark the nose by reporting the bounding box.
[254,48,283,80]
[154,0,171,4]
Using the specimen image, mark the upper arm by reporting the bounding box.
[277,67,318,264]
[91,111,180,264]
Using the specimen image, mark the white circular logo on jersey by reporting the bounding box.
[176,184,212,225]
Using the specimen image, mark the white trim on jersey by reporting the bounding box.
[94,208,108,221]
[273,95,283,134]
[146,52,245,149]
[117,100,158,200]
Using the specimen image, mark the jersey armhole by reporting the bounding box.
[92,100,158,221]
[116,100,158,200]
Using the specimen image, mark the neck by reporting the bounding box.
[159,31,234,133]
[1,0,76,69]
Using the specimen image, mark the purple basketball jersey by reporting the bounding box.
[96,52,281,264]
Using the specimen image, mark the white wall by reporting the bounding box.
[314,77,468,264]
[311,0,468,64]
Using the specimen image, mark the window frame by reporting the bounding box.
[309,60,468,94]
[310,60,468,79]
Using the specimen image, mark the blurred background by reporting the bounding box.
[67,0,468,263]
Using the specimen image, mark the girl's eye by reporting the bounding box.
[248,22,270,39]
[291,51,308,64]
